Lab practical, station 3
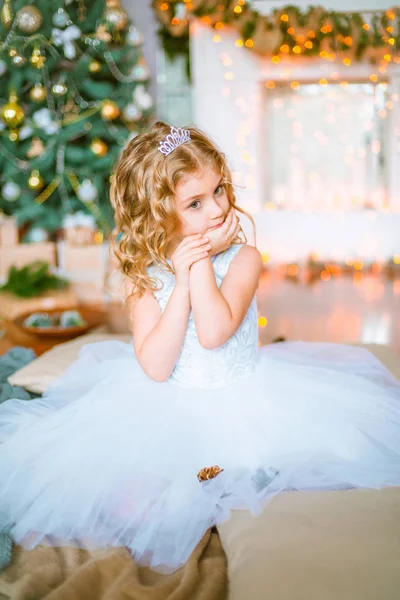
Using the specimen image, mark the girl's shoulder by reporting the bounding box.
[213,243,262,274]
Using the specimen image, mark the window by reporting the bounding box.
[264,81,392,212]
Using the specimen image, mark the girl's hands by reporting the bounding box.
[205,208,241,257]
[170,234,211,288]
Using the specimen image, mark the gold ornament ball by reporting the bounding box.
[101,100,120,120]
[16,6,43,34]
[8,47,17,57]
[104,4,128,31]
[1,96,25,129]
[30,83,47,102]
[90,138,108,157]
[89,59,102,73]
[28,170,45,191]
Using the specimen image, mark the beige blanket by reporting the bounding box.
[0,529,227,600]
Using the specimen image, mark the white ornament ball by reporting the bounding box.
[130,64,150,82]
[52,82,68,96]
[52,8,70,28]
[28,227,48,243]
[12,54,27,67]
[122,103,142,122]
[2,181,21,202]
[126,26,143,47]
[77,179,98,203]
[134,85,153,110]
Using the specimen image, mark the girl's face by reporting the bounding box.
[174,165,230,238]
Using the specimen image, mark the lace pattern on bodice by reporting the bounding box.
[147,245,259,388]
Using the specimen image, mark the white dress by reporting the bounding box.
[0,244,400,572]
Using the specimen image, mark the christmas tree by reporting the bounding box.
[0,0,153,238]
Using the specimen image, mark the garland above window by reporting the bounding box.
[152,1,400,68]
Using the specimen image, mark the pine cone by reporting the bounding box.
[197,465,224,482]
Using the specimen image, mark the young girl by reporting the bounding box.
[1,121,400,573]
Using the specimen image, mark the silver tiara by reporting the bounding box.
[158,126,191,156]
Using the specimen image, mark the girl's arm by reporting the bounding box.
[127,233,211,382]
[128,283,190,383]
[189,244,262,350]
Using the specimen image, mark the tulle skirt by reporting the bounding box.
[0,340,399,572]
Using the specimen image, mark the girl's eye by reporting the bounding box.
[215,185,223,195]
[189,200,201,209]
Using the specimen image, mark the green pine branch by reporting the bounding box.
[0,261,69,298]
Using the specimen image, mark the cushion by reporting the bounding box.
[356,343,400,379]
[218,487,400,600]
[8,339,399,405]
[218,342,400,600]
[8,332,132,394]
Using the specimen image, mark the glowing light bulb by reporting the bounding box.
[261,252,270,263]
[321,270,331,281]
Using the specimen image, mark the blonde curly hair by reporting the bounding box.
[110,121,256,302]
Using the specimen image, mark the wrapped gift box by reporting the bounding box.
[59,243,107,304]
[0,214,18,246]
[0,242,56,280]
[63,213,95,246]
[64,227,94,245]
[0,288,78,320]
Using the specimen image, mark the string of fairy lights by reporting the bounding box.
[152,2,400,67]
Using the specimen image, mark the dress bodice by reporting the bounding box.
[147,244,259,388]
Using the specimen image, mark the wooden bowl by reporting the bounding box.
[13,306,106,339]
